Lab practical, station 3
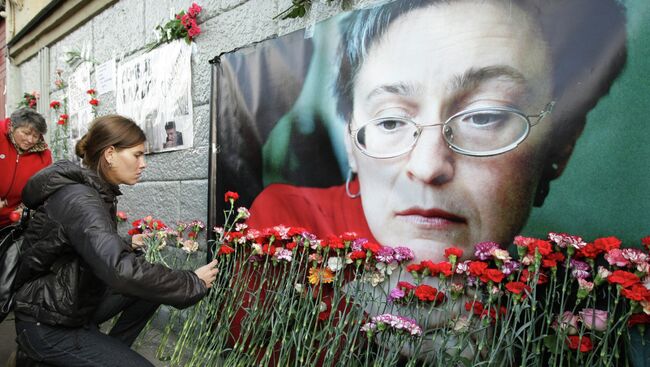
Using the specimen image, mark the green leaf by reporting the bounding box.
[543,334,560,353]
[282,6,306,19]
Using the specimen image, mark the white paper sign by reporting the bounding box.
[67,63,91,114]
[95,59,116,95]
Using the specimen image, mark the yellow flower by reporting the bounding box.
[308,267,334,285]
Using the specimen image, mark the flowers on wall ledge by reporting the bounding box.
[17,91,39,109]
[148,3,203,51]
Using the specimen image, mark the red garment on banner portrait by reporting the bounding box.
[247,180,377,242]
[0,118,52,227]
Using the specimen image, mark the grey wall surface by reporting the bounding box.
[11,0,375,249]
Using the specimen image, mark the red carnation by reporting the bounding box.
[224,191,239,202]
[468,261,488,277]
[287,227,308,237]
[465,300,484,316]
[542,252,565,268]
[620,284,650,302]
[362,242,381,254]
[520,269,548,285]
[444,247,463,260]
[566,335,593,353]
[150,219,166,230]
[262,244,275,255]
[607,270,640,288]
[414,285,445,305]
[628,313,650,327]
[594,236,622,252]
[527,239,552,256]
[436,262,453,277]
[58,114,69,125]
[87,88,96,95]
[349,250,367,261]
[340,232,358,241]
[325,235,344,249]
[579,243,602,259]
[466,301,505,321]
[187,2,202,18]
[218,245,235,255]
[541,259,557,268]
[116,211,128,222]
[480,268,505,283]
[421,260,437,275]
[89,98,99,106]
[49,100,61,109]
[505,281,531,295]
[186,19,201,39]
[406,263,423,273]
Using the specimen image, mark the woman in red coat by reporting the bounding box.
[0,108,52,228]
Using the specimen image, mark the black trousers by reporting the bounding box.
[15,292,159,367]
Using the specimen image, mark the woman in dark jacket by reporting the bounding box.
[12,115,218,367]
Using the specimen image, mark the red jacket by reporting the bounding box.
[0,118,52,227]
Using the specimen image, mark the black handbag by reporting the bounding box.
[0,209,29,322]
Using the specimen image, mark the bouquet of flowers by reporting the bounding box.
[148,3,202,50]
[17,91,39,109]
[128,215,207,266]
[129,215,172,265]
[144,194,650,366]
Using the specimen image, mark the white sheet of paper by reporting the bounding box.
[95,59,116,95]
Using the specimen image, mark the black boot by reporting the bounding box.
[15,346,54,367]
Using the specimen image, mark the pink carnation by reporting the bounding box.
[548,232,586,249]
[187,3,202,18]
[605,248,629,267]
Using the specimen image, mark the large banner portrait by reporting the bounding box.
[209,0,649,260]
[117,40,193,153]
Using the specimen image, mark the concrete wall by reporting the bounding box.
[10,0,377,254]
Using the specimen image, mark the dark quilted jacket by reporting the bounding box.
[13,160,207,327]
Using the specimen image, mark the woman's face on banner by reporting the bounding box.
[347,1,556,261]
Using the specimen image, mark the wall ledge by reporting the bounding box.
[8,0,116,65]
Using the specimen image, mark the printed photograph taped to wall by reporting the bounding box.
[117,40,193,153]
[213,0,650,259]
